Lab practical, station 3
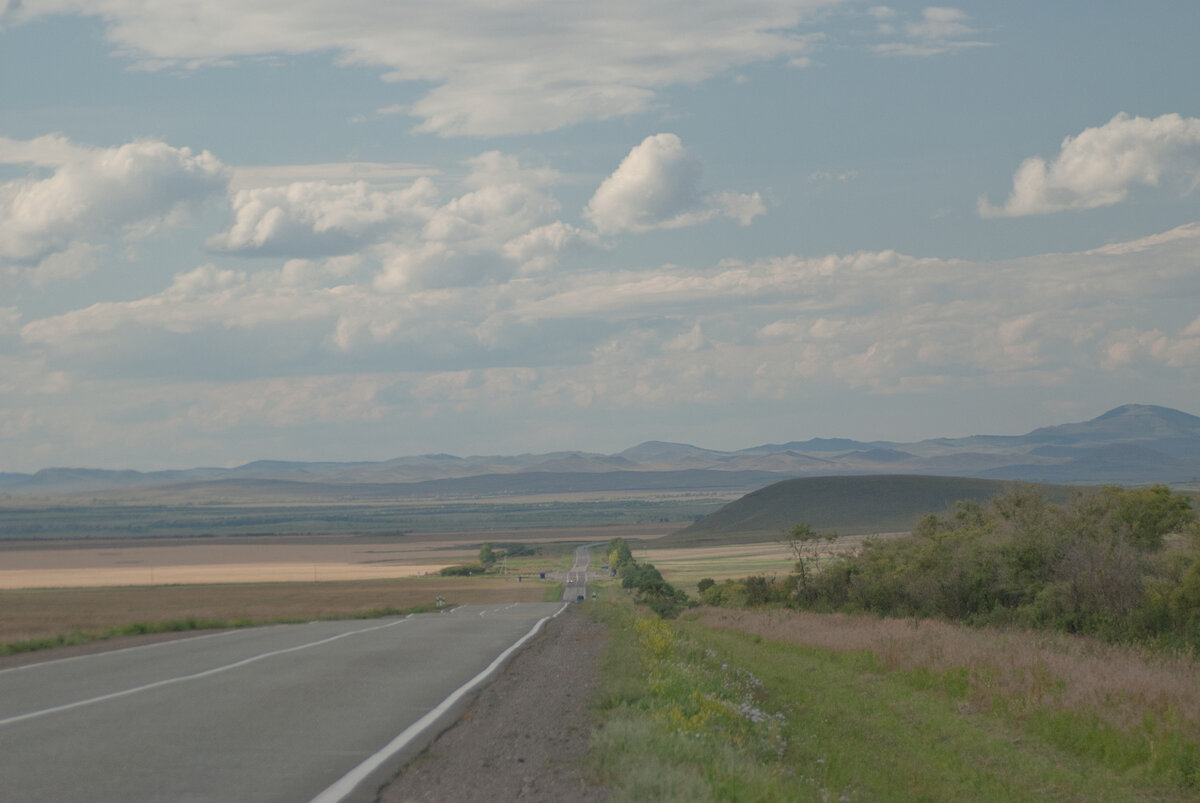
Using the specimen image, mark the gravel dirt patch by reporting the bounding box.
[376,605,608,802]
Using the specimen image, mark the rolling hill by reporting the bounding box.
[662,475,1079,545]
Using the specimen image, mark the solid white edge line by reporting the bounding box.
[309,601,571,803]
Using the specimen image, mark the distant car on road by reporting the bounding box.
[576,594,585,602]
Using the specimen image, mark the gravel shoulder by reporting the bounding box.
[375,605,608,802]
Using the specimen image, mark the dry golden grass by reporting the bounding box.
[632,542,794,587]
[697,608,1200,734]
[0,575,547,644]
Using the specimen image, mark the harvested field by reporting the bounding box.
[0,539,475,589]
[635,542,794,587]
[636,533,898,588]
[0,523,676,590]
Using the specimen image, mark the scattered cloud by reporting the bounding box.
[873,6,989,57]
[979,112,1200,217]
[0,135,228,278]
[1103,315,1200,370]
[808,169,859,183]
[5,1,845,136]
[584,134,764,234]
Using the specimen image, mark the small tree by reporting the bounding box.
[607,537,634,570]
[478,542,496,567]
[783,523,839,593]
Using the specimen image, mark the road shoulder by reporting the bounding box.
[375,605,608,802]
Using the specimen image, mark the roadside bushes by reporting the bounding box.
[608,537,689,618]
[800,485,1200,647]
[705,485,1200,649]
[697,575,793,608]
[439,563,487,576]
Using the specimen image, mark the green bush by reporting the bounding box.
[801,485,1200,647]
[439,563,487,576]
[707,485,1200,649]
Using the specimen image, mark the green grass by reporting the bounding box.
[587,600,1197,801]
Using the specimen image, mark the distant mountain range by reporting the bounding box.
[2,404,1198,498]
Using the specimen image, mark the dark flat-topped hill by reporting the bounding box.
[663,475,1077,545]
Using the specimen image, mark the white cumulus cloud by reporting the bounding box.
[209,150,568,288]
[0,135,228,272]
[584,134,764,234]
[979,112,1200,217]
[208,178,440,257]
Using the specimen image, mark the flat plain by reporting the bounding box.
[0,524,674,648]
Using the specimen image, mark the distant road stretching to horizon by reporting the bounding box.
[0,602,567,802]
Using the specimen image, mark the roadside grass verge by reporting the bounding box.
[0,605,440,657]
[0,575,550,655]
[589,601,1198,801]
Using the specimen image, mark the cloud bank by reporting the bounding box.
[4,0,844,136]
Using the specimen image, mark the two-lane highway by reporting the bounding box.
[0,602,565,802]
[562,544,591,602]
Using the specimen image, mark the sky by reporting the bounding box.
[1,1,1198,472]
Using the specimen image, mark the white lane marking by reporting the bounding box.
[0,628,243,677]
[310,602,570,803]
[0,617,413,729]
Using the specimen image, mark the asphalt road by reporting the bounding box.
[0,602,566,803]
[562,544,591,602]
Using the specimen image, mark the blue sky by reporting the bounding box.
[1,1,1198,471]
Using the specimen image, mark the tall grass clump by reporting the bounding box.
[589,600,1195,799]
[698,607,1200,793]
